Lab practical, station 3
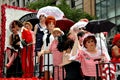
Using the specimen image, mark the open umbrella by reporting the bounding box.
[85,19,116,33]
[56,18,75,31]
[85,19,116,61]
[37,6,64,20]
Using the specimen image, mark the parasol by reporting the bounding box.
[37,6,64,20]
[56,18,75,31]
[85,19,116,61]
[85,19,116,33]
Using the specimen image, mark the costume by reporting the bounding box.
[63,61,82,80]
[42,30,54,72]
[6,34,22,77]
[49,39,63,80]
[35,23,46,52]
[75,50,108,77]
[20,27,34,77]
[34,23,47,77]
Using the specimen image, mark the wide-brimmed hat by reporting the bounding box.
[52,28,63,35]
[36,12,47,19]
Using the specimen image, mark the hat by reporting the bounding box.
[36,12,47,19]
[52,28,64,35]
[70,21,88,31]
[112,34,120,45]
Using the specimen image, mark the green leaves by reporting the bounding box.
[26,0,95,22]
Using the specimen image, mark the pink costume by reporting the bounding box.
[75,49,108,77]
[49,39,63,80]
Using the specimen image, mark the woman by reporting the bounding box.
[34,13,47,77]
[111,34,120,80]
[111,34,120,62]
[71,34,109,80]
[23,21,35,64]
[5,22,22,77]
[59,38,83,80]
[39,16,56,80]
[11,20,34,77]
[49,28,64,80]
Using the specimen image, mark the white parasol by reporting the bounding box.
[37,6,64,20]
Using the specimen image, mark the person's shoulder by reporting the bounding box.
[112,45,119,50]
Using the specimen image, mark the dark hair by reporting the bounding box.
[57,34,74,52]
[10,20,23,28]
[83,35,96,48]
[63,38,74,50]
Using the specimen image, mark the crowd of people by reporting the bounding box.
[4,11,120,80]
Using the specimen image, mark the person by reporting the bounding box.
[11,20,34,77]
[5,24,20,68]
[70,18,111,61]
[110,34,120,62]
[58,38,83,80]
[39,28,64,80]
[5,22,22,77]
[38,16,56,80]
[23,21,35,65]
[110,33,120,80]
[70,34,109,80]
[34,13,47,77]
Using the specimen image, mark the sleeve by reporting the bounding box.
[75,50,83,62]
[96,37,111,61]
[69,50,83,62]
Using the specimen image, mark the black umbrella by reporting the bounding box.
[85,19,116,59]
[85,19,116,33]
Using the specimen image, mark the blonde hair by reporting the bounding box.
[23,21,33,30]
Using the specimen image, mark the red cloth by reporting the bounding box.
[0,77,53,80]
[21,28,34,77]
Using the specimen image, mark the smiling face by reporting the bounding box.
[85,39,96,50]
[53,31,62,37]
[83,35,97,49]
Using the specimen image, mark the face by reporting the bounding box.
[66,48,71,53]
[67,33,75,41]
[39,15,46,21]
[78,36,84,44]
[11,26,18,34]
[53,31,61,37]
[47,22,55,31]
[24,24,31,30]
[85,39,96,49]
[116,40,120,47]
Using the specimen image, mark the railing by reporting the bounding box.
[2,44,65,80]
[96,62,120,80]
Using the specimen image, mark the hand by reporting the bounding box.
[38,50,44,57]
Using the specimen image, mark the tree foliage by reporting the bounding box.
[26,0,95,22]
